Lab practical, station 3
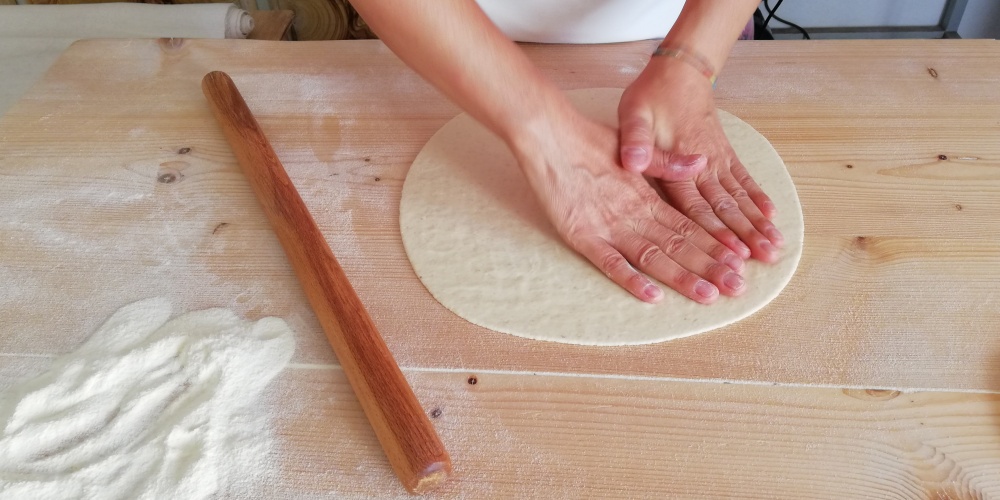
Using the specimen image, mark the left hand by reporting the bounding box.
[508,108,748,304]
[617,56,784,262]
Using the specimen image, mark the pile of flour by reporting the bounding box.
[0,298,295,499]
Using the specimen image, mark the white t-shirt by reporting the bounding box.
[475,0,684,44]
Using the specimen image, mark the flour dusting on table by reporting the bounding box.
[0,298,295,499]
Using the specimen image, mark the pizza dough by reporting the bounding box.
[400,88,803,345]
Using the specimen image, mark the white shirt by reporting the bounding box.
[475,0,684,44]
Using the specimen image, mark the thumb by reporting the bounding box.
[644,151,707,181]
[618,113,655,174]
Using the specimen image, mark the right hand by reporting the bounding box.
[617,56,783,262]
[510,109,748,304]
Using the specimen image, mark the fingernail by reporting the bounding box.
[671,155,704,173]
[759,240,777,254]
[695,280,718,299]
[736,241,751,258]
[766,227,784,244]
[680,154,704,166]
[622,147,648,168]
[763,200,777,214]
[724,254,744,272]
[643,283,663,300]
[724,273,745,290]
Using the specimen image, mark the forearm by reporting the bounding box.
[349,0,573,151]
[662,0,760,71]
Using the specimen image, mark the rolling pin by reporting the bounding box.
[201,71,451,494]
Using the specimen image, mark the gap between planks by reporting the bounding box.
[5,353,991,395]
[286,363,1000,396]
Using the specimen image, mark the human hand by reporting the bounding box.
[510,109,748,304]
[618,56,783,262]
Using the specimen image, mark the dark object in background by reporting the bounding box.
[760,0,812,39]
[754,8,775,40]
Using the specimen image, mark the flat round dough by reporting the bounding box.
[400,88,803,346]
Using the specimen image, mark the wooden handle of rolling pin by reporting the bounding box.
[201,71,451,494]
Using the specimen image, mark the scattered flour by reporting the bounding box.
[0,298,295,499]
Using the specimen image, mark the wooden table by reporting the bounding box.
[2,38,999,498]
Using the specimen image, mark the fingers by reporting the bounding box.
[651,207,746,275]
[576,238,664,303]
[730,160,777,219]
[644,152,706,181]
[575,223,747,305]
[717,170,784,247]
[618,114,655,174]
[661,180,752,260]
[615,233,719,304]
[637,223,747,297]
[697,178,780,263]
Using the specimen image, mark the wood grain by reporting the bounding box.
[201,71,450,493]
[4,354,997,498]
[248,9,294,41]
[269,367,1000,498]
[270,0,348,40]
[2,38,1000,497]
[0,39,999,395]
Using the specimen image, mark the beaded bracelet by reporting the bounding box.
[652,45,718,89]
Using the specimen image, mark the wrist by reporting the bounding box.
[659,0,759,71]
[500,89,581,163]
[642,54,718,95]
[651,45,718,89]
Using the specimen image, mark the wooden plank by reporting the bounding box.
[270,367,1000,498]
[1,39,999,393]
[5,354,996,497]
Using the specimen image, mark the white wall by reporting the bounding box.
[959,0,1000,39]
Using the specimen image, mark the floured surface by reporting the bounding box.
[3,39,1000,391]
[0,298,295,499]
[265,368,1000,498]
[401,88,804,345]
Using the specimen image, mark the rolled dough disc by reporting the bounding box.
[400,88,803,346]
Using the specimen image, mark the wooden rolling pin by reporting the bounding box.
[201,71,451,494]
